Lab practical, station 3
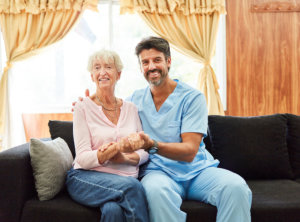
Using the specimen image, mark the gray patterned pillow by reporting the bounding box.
[30,138,73,201]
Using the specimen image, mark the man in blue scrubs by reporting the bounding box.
[127,37,252,222]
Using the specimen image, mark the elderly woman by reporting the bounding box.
[66,49,149,222]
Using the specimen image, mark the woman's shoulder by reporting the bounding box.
[122,100,138,112]
[74,97,96,112]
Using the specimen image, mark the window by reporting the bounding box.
[1,1,226,147]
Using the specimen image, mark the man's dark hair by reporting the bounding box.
[135,36,171,60]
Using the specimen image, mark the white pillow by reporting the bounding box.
[30,138,73,201]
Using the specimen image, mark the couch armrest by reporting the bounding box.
[0,143,36,222]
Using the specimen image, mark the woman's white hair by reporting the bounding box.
[87,49,124,72]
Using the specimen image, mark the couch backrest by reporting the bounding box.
[286,114,300,178]
[205,113,300,180]
[48,120,76,158]
[48,114,300,180]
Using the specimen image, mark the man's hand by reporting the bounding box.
[71,89,90,112]
[138,131,154,150]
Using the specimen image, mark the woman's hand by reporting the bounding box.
[99,142,114,152]
[119,133,145,153]
[110,152,127,164]
[110,151,140,165]
[97,142,119,164]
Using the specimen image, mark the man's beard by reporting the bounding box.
[146,69,168,86]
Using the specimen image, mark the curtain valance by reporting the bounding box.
[0,0,98,14]
[120,0,226,15]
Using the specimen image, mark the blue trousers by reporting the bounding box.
[141,167,252,222]
[66,168,149,222]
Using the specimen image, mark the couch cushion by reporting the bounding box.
[181,201,216,222]
[286,114,300,178]
[29,138,73,201]
[207,114,294,179]
[248,180,300,222]
[48,120,75,158]
[21,192,100,222]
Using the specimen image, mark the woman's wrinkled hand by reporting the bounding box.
[98,142,114,152]
[97,142,118,164]
[119,133,145,153]
[110,152,127,164]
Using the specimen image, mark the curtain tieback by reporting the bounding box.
[204,60,210,66]
[202,61,220,90]
[3,61,12,73]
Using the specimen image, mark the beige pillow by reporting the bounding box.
[30,138,73,201]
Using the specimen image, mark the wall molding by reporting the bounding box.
[251,1,300,12]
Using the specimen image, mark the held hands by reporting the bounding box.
[119,132,154,153]
[119,133,145,153]
[97,132,153,164]
[97,142,133,164]
[138,131,155,150]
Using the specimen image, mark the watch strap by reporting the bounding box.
[147,139,159,154]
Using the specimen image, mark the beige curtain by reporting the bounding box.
[0,0,98,150]
[120,0,226,115]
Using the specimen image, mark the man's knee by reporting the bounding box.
[142,175,174,202]
[221,180,252,204]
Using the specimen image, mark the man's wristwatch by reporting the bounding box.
[147,139,159,154]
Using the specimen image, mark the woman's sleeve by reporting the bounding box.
[135,149,149,166]
[73,103,100,169]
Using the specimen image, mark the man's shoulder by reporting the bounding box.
[130,87,148,102]
[133,87,148,95]
[177,81,204,98]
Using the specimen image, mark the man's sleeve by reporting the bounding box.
[181,93,208,137]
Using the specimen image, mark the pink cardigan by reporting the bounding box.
[73,97,149,178]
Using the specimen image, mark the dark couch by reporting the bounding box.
[1,113,300,222]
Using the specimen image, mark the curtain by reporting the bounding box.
[120,0,226,115]
[0,0,98,150]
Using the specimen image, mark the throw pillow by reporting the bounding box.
[286,113,300,178]
[30,138,73,201]
[48,120,75,158]
[207,114,294,180]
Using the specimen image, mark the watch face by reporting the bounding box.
[148,147,158,154]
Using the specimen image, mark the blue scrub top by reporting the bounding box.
[128,80,219,181]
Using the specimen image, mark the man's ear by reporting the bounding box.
[167,57,171,69]
[138,61,143,73]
